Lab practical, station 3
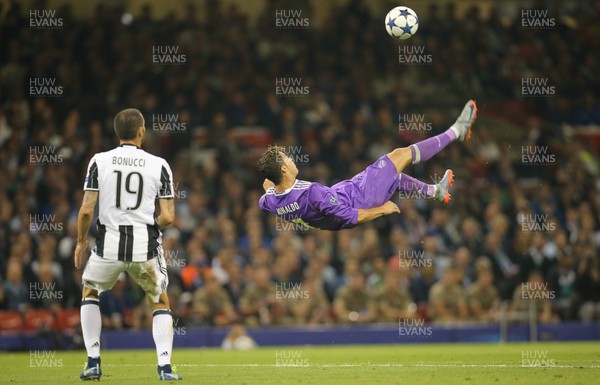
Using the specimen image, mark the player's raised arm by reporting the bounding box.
[356,201,400,224]
[75,190,98,269]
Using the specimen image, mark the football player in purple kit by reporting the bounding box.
[258,100,477,231]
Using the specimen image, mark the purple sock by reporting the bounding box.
[398,173,435,198]
[409,128,457,164]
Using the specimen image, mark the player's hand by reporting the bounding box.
[381,201,400,215]
[74,242,87,270]
[263,178,275,191]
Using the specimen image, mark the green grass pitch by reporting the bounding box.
[4,342,599,384]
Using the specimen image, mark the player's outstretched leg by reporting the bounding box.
[80,290,102,381]
[398,169,454,204]
[409,100,477,165]
[152,293,183,381]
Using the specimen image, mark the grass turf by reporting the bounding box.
[3,342,599,384]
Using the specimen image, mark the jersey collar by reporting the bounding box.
[119,144,140,149]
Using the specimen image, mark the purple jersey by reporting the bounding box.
[259,155,400,230]
[259,180,358,230]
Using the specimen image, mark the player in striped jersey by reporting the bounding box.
[258,100,477,230]
[75,108,182,381]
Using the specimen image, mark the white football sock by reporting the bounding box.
[81,298,101,358]
[152,310,173,366]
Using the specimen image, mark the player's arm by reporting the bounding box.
[156,160,175,229]
[357,201,400,224]
[74,191,98,269]
[156,198,175,229]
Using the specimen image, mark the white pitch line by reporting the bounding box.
[98,363,600,369]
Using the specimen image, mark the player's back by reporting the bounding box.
[84,144,174,261]
[258,180,358,231]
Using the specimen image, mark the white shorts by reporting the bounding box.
[82,251,168,303]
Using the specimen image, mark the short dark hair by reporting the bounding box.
[114,108,144,140]
[258,145,286,185]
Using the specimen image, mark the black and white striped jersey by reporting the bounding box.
[83,144,174,262]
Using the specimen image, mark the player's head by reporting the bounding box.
[114,108,145,144]
[258,145,298,185]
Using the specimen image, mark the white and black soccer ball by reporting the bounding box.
[385,6,419,40]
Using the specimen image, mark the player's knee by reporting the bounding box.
[82,287,99,299]
[387,147,412,172]
[150,291,170,310]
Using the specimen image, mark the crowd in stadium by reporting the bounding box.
[1,0,600,331]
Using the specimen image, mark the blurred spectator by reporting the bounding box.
[221,323,257,350]
[191,276,237,326]
[409,261,437,306]
[466,268,500,323]
[547,254,577,320]
[575,255,600,322]
[511,271,558,324]
[453,246,474,286]
[179,245,211,292]
[374,271,416,323]
[2,258,28,310]
[520,232,556,282]
[238,267,276,326]
[333,272,376,324]
[223,262,247,308]
[289,277,331,325]
[484,232,519,300]
[428,266,468,323]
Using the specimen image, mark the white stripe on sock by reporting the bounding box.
[410,144,421,164]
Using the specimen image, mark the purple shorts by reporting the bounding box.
[331,155,399,209]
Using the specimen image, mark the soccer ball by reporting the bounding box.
[385,6,419,40]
